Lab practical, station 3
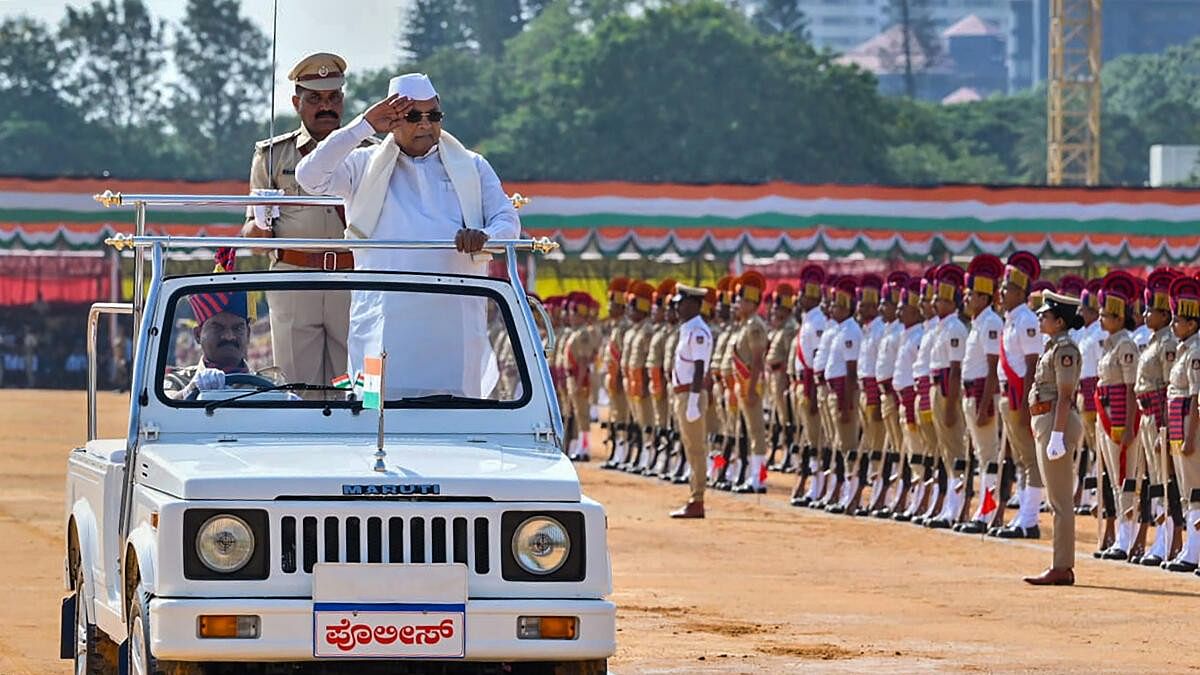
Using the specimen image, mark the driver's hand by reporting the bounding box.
[193,367,226,391]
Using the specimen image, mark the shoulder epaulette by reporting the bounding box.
[254,128,303,150]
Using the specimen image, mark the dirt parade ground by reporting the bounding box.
[2,390,1200,673]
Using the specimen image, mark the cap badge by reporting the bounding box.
[318,65,329,77]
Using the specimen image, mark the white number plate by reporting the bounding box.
[314,603,466,658]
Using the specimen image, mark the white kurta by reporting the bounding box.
[296,117,521,398]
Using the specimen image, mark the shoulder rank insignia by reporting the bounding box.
[1061,354,1074,368]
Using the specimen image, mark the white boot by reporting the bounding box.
[806,471,825,500]
[939,480,964,522]
[1179,510,1200,565]
[567,438,580,459]
[972,474,997,522]
[1115,519,1137,553]
[748,454,766,490]
[839,476,859,507]
[576,432,590,460]
[1147,504,1170,559]
[613,440,628,465]
[726,457,742,484]
[1020,486,1044,529]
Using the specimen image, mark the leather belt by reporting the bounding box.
[1030,400,1053,416]
[276,249,354,270]
[673,384,693,394]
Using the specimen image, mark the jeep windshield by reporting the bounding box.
[156,278,530,409]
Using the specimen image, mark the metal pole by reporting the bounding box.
[87,303,133,441]
[132,201,146,339]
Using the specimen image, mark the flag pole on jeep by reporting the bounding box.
[365,352,388,472]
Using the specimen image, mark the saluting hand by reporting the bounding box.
[364,94,414,134]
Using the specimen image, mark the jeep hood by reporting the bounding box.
[137,437,580,501]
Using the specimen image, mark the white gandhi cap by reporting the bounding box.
[388,73,438,100]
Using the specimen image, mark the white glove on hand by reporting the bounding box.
[251,188,284,231]
[685,392,702,422]
[1046,430,1067,461]
[192,367,227,391]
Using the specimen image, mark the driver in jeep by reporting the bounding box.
[164,291,263,399]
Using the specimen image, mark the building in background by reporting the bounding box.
[800,0,1011,53]
[837,13,1007,101]
[1009,0,1200,92]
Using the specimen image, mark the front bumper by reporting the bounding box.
[149,597,616,662]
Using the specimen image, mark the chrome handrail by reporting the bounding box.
[95,191,342,208]
[104,234,560,255]
[87,302,133,441]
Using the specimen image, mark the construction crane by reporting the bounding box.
[1047,0,1102,186]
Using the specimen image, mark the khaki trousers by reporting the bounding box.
[931,388,967,475]
[738,394,768,456]
[675,391,710,503]
[1032,406,1083,570]
[1139,422,1168,488]
[609,389,629,428]
[819,385,836,450]
[1172,450,1200,507]
[860,392,886,477]
[881,393,903,457]
[568,382,592,437]
[797,387,824,450]
[828,390,860,454]
[999,396,1042,488]
[963,396,1001,469]
[653,391,671,429]
[1096,418,1141,521]
[266,282,350,387]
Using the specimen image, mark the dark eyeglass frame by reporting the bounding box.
[403,110,444,123]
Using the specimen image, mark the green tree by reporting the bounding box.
[58,0,168,137]
[482,1,890,183]
[171,0,271,179]
[402,0,472,60]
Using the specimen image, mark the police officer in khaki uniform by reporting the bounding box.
[1163,276,1200,573]
[1023,291,1085,586]
[1133,270,1180,566]
[601,278,633,469]
[669,285,715,518]
[707,277,736,486]
[244,53,379,389]
[1093,272,1142,560]
[623,281,657,472]
[731,271,770,494]
[645,280,678,475]
[766,284,799,471]
[564,292,599,461]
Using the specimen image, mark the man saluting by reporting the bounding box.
[296,73,521,397]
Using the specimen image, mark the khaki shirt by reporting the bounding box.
[1167,333,1200,400]
[712,323,732,382]
[646,320,670,369]
[247,126,379,242]
[603,317,629,394]
[1136,326,1177,395]
[1097,329,1138,386]
[565,326,597,392]
[1030,332,1082,405]
[767,317,798,371]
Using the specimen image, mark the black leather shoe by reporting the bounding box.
[1139,554,1164,567]
[1164,557,1199,573]
[826,504,846,514]
[671,475,688,485]
[926,518,952,529]
[790,496,810,507]
[1100,547,1129,561]
[996,525,1040,539]
[871,507,893,519]
[955,520,987,534]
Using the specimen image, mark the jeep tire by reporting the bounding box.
[70,543,118,674]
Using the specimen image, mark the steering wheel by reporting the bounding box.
[185,372,278,401]
[222,373,278,389]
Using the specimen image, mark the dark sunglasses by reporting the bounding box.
[404,110,444,123]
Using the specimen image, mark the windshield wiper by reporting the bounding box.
[203,382,346,414]
[395,393,489,406]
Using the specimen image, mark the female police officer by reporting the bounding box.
[1024,290,1086,586]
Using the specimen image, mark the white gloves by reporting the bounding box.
[192,367,227,391]
[251,188,284,231]
[685,392,702,422]
[1046,430,1067,461]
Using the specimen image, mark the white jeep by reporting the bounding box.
[62,194,613,675]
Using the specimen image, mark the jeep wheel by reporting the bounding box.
[126,585,158,675]
[71,547,117,674]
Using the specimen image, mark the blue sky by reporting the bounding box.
[1,0,411,112]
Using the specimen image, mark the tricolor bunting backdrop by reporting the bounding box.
[2,178,1200,266]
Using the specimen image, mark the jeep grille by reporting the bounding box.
[278,515,490,575]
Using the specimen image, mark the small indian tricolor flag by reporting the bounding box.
[330,373,352,390]
[354,371,366,391]
[362,356,383,410]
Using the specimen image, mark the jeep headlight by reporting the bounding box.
[512,516,570,575]
[195,515,255,573]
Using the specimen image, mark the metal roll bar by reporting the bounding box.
[103,233,560,255]
[87,302,133,441]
